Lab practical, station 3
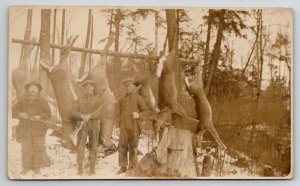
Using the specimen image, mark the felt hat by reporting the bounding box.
[24,81,42,92]
[81,79,95,87]
[122,77,135,85]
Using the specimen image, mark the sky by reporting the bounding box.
[9,7,293,90]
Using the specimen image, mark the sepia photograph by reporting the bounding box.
[7,6,293,179]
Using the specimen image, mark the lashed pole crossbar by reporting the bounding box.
[11,38,199,64]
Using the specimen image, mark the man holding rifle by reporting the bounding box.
[71,79,102,175]
[12,81,52,175]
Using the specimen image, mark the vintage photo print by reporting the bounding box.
[8,6,293,179]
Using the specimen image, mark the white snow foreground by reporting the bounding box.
[8,127,260,179]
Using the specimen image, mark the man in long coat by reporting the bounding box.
[12,81,51,175]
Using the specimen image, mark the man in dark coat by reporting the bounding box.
[71,79,102,175]
[12,81,51,175]
[117,77,150,174]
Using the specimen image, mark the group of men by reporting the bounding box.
[13,77,150,176]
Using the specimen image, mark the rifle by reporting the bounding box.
[68,100,112,147]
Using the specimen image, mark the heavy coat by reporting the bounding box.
[12,94,51,169]
[117,92,150,168]
[12,95,51,138]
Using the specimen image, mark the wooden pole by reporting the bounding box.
[12,38,199,64]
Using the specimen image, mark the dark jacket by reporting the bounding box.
[117,93,149,130]
[12,95,51,137]
[71,94,102,120]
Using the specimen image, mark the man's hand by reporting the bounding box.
[19,113,29,119]
[31,115,41,121]
[132,112,139,119]
[82,114,92,123]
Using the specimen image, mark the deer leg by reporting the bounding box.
[75,73,89,83]
[206,124,226,149]
[40,60,54,73]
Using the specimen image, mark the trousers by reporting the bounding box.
[77,120,100,167]
[20,134,45,169]
[118,125,140,168]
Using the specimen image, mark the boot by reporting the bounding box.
[117,167,127,174]
[21,167,30,175]
[89,167,95,175]
[33,168,40,175]
[89,164,95,175]
[77,163,83,175]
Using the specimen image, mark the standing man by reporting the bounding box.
[12,81,51,175]
[117,77,149,174]
[71,79,101,175]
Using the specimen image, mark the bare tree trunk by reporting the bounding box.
[258,10,264,95]
[112,9,122,98]
[78,9,92,78]
[12,9,33,99]
[165,9,176,52]
[155,11,159,55]
[115,9,121,52]
[51,9,57,65]
[242,36,258,75]
[249,9,263,146]
[88,15,94,71]
[204,9,226,96]
[58,8,66,62]
[203,9,212,81]
[61,9,65,46]
[39,9,52,97]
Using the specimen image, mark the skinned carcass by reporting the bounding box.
[76,37,116,149]
[184,70,226,149]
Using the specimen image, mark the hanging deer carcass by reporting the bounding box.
[135,48,199,177]
[40,36,79,149]
[184,70,226,149]
[12,39,36,100]
[75,37,116,149]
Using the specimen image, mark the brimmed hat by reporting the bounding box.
[122,77,135,85]
[81,79,95,87]
[24,81,42,92]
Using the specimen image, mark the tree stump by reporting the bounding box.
[135,126,197,178]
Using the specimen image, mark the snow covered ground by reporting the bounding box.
[8,121,261,179]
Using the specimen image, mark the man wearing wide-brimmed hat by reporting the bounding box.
[12,81,51,175]
[71,79,102,175]
[116,77,150,174]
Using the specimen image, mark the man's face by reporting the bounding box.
[28,86,40,97]
[124,83,136,94]
[84,84,95,96]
